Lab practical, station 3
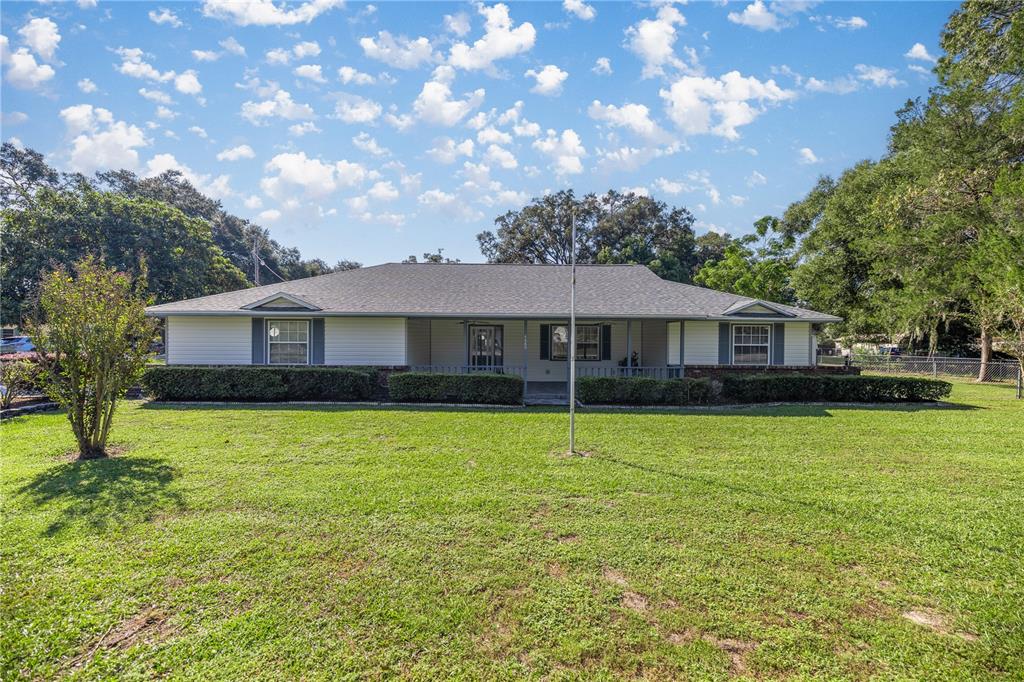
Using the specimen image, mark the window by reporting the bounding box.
[551,324,601,361]
[733,324,770,365]
[267,319,309,364]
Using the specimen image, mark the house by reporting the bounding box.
[146,263,841,398]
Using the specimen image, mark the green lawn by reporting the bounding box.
[2,383,1023,680]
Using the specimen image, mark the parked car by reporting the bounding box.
[878,344,901,357]
[0,336,34,355]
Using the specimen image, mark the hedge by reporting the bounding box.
[388,372,523,405]
[576,376,713,406]
[721,374,952,403]
[141,366,375,402]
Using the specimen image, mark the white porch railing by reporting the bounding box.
[577,366,682,380]
[409,365,527,378]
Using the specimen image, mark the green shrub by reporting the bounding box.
[721,374,952,403]
[0,359,41,409]
[576,376,713,405]
[388,372,523,405]
[141,366,375,402]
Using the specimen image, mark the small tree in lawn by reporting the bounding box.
[29,258,157,459]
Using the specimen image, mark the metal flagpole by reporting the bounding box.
[569,209,576,454]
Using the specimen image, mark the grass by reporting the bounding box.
[2,382,1022,680]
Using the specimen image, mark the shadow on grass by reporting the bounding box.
[17,455,184,536]
[138,400,979,417]
[590,452,1007,556]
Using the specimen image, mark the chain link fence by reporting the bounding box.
[819,353,1023,395]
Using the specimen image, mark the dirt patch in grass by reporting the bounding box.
[903,609,978,642]
[666,629,758,675]
[67,607,176,670]
[546,561,566,578]
[621,591,648,612]
[56,445,131,462]
[602,567,628,586]
[555,533,579,544]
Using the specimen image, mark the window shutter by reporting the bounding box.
[311,319,325,365]
[601,324,611,360]
[718,322,730,365]
[772,323,785,366]
[251,318,265,364]
[540,324,550,360]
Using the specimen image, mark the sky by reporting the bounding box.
[1,0,957,265]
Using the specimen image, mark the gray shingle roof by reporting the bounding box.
[145,263,841,321]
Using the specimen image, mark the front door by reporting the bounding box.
[470,325,503,368]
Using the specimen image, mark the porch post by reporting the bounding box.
[679,319,685,378]
[626,319,632,377]
[523,319,529,397]
[464,320,470,374]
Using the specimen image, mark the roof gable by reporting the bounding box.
[241,292,321,311]
[723,299,796,318]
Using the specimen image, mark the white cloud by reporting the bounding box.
[145,152,232,199]
[77,78,97,93]
[217,144,255,161]
[853,64,904,88]
[2,111,28,125]
[59,104,148,173]
[592,57,612,75]
[729,194,747,206]
[288,121,321,136]
[352,131,389,156]
[525,64,567,96]
[798,146,819,164]
[444,12,471,37]
[257,208,281,222]
[266,47,292,65]
[746,170,767,186]
[201,0,344,26]
[595,144,680,173]
[77,0,98,7]
[114,47,174,82]
[338,65,374,85]
[427,136,474,163]
[1,35,56,89]
[174,70,203,96]
[588,100,670,142]
[532,128,586,176]
[262,151,366,199]
[659,71,795,140]
[908,64,931,76]
[138,87,172,104]
[477,126,512,145]
[294,64,326,83]
[804,75,859,95]
[241,89,315,124]
[220,36,246,56]
[333,93,382,123]
[832,16,867,30]
[653,171,721,203]
[155,105,177,120]
[484,144,517,169]
[192,49,221,62]
[413,65,485,126]
[727,1,782,31]
[384,112,415,131]
[563,0,595,21]
[417,188,483,222]
[367,180,399,201]
[188,125,208,139]
[244,195,263,209]
[448,3,536,72]
[293,41,320,58]
[905,42,937,63]
[653,177,685,194]
[359,31,438,69]
[148,8,182,28]
[18,17,61,61]
[624,4,690,79]
[622,186,648,197]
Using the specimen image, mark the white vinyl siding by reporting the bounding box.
[166,316,251,365]
[667,321,681,365]
[784,322,812,366]
[683,321,719,365]
[324,317,406,365]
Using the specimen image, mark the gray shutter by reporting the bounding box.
[772,323,785,366]
[601,324,611,360]
[718,322,730,365]
[539,324,550,360]
[311,319,325,365]
[251,318,265,364]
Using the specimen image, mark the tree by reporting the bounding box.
[0,359,40,409]
[28,258,158,459]
[478,190,699,282]
[694,217,796,302]
[1,187,248,322]
[404,248,460,263]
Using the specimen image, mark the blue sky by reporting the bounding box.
[1,0,955,265]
